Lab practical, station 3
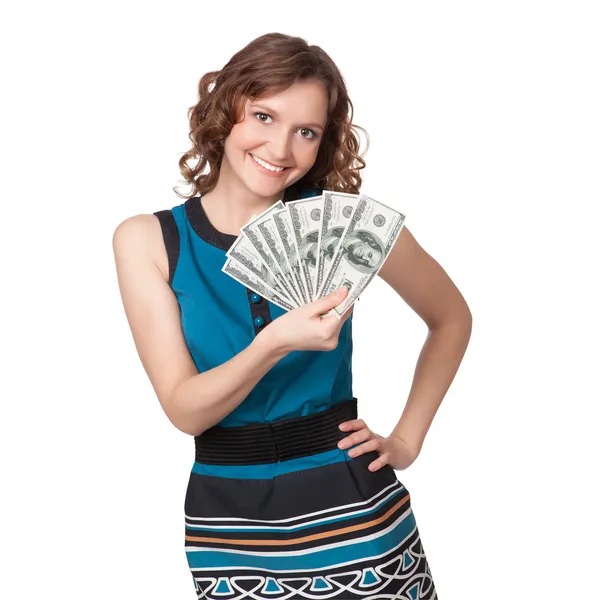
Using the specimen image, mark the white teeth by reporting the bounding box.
[251,154,285,172]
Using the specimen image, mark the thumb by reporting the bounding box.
[310,286,348,314]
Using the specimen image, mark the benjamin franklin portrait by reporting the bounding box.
[295,227,384,275]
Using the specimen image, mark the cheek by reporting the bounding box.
[228,122,262,149]
[297,142,320,166]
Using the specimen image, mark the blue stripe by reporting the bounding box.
[186,509,417,570]
[191,445,363,479]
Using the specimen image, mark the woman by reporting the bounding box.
[113,32,471,599]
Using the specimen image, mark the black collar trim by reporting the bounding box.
[184,185,321,252]
[184,196,238,251]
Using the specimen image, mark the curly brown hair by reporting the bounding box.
[173,32,369,202]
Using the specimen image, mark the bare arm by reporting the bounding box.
[377,226,473,456]
[169,337,287,436]
[112,214,288,437]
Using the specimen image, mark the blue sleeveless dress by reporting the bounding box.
[153,189,437,599]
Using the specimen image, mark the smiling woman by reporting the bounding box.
[208,78,332,203]
[174,33,368,210]
[113,32,441,599]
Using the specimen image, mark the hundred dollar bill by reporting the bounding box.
[240,201,302,307]
[222,257,295,311]
[225,228,297,306]
[285,195,323,302]
[320,193,407,318]
[272,209,310,304]
[315,190,360,299]
[257,217,305,306]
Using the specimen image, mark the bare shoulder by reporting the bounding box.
[377,226,472,328]
[112,213,169,284]
[112,213,199,435]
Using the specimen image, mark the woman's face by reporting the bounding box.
[222,79,329,198]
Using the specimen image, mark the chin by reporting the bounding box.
[244,175,293,196]
[242,178,282,198]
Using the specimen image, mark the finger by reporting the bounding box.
[319,310,338,321]
[319,300,354,324]
[338,419,364,431]
[323,307,353,332]
[338,426,372,449]
[368,454,389,471]
[311,287,349,315]
[347,438,381,457]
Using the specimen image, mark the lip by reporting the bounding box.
[249,153,290,177]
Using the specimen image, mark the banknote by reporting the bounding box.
[285,195,324,302]
[272,209,310,304]
[315,190,360,300]
[257,217,306,306]
[319,192,406,317]
[222,257,296,311]
[240,201,302,306]
[226,227,297,306]
[221,190,406,318]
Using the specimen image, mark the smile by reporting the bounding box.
[249,153,289,172]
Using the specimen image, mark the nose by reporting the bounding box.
[267,128,293,163]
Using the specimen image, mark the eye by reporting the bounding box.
[253,112,318,140]
[299,127,317,140]
[254,111,273,124]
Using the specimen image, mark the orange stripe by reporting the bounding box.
[185,494,410,547]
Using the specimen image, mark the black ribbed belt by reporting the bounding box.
[194,397,358,465]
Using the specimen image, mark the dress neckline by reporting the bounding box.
[184,185,322,252]
[184,195,238,252]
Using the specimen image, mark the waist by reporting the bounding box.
[194,398,358,465]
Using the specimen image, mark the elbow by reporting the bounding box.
[168,413,205,437]
[165,389,206,437]
[452,296,473,329]
[457,304,473,330]
[168,405,206,437]
[429,304,472,332]
[450,305,473,333]
[446,308,473,343]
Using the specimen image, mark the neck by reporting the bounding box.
[200,162,285,235]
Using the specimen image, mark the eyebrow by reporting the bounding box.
[250,104,326,131]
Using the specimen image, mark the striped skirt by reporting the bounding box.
[184,398,438,599]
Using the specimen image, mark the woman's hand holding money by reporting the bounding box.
[257,286,353,355]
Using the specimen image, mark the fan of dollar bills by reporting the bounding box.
[221,190,406,319]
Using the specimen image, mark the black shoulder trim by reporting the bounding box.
[153,210,180,287]
[185,196,238,251]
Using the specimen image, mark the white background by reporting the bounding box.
[2,1,599,598]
